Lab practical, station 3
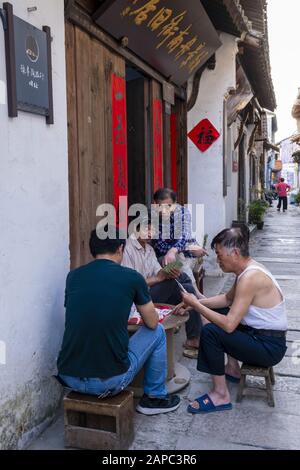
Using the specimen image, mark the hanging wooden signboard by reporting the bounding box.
[93,0,221,86]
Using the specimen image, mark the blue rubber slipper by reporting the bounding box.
[187,394,232,414]
[225,374,240,384]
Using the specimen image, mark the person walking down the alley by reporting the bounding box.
[276,178,291,212]
[152,188,208,293]
[122,215,202,358]
[57,228,180,416]
[174,227,287,414]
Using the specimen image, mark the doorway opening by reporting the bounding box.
[126,65,152,209]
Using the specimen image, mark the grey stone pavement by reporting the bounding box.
[28,205,300,451]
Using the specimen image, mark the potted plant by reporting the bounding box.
[295,191,300,206]
[248,200,268,230]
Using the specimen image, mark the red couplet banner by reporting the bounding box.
[153,99,164,192]
[112,74,128,226]
[170,113,177,191]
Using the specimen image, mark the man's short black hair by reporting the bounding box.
[89,228,126,258]
[280,178,285,182]
[153,188,177,203]
[211,227,250,257]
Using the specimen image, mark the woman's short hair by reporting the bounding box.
[153,188,177,203]
[211,226,250,257]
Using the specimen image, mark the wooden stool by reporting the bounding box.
[236,365,276,407]
[63,390,134,450]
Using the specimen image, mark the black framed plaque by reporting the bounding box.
[2,2,54,123]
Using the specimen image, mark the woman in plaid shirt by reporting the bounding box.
[152,188,207,284]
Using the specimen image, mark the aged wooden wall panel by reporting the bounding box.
[66,22,126,267]
[90,38,106,215]
[66,22,80,269]
[75,27,94,266]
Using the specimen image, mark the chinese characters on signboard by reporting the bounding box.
[14,16,50,115]
[19,64,45,90]
[93,0,221,86]
[188,118,220,153]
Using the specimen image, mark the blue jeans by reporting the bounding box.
[60,324,167,398]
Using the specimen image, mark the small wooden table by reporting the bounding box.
[127,311,190,397]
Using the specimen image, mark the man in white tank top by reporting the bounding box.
[174,227,287,414]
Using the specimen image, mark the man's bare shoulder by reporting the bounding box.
[239,268,270,288]
[237,270,258,288]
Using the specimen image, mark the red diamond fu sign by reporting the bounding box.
[188,118,220,153]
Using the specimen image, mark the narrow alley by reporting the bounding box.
[29,205,300,451]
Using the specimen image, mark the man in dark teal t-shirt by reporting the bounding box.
[57,228,180,415]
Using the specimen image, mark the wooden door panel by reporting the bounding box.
[66,22,80,269]
[66,22,126,267]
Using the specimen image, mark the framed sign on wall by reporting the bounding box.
[1,2,54,123]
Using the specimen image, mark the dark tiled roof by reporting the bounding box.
[239,0,276,110]
[202,0,252,36]
[201,0,276,111]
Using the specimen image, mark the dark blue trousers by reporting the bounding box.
[197,309,287,376]
[277,196,288,211]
